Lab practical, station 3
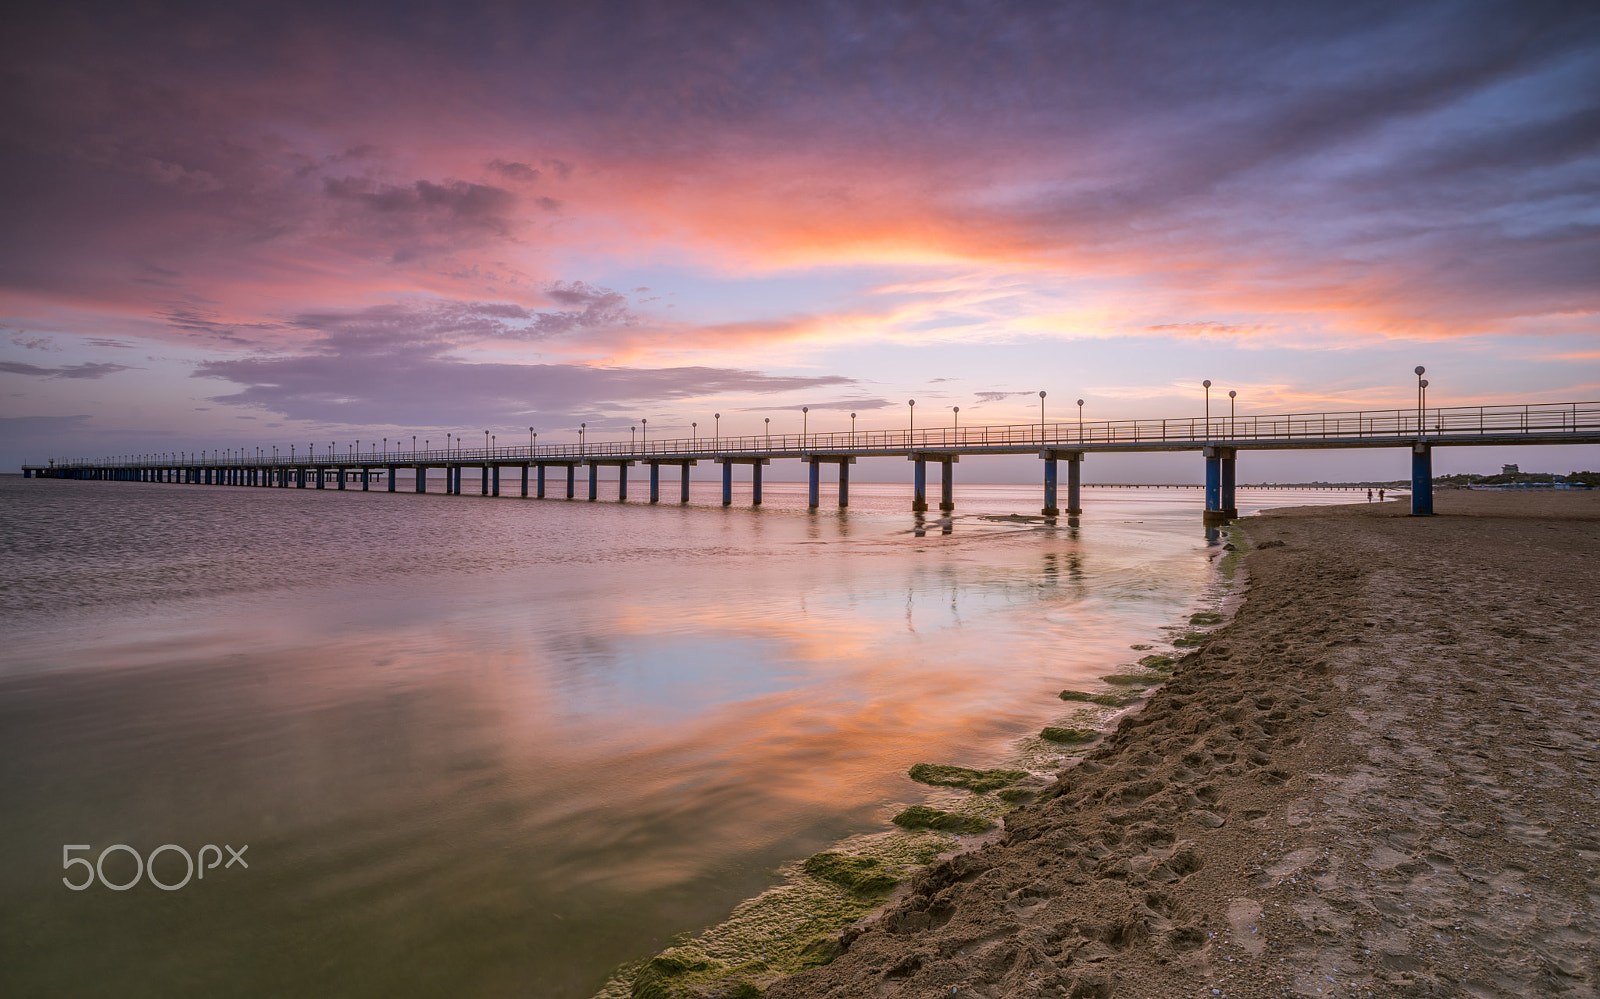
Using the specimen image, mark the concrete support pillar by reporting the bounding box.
[417,466,428,493]
[337,467,346,490]
[361,468,369,491]
[388,466,396,492]
[491,465,500,497]
[1042,455,1059,516]
[1067,454,1083,515]
[751,461,762,506]
[298,467,307,488]
[722,461,733,506]
[1411,443,1434,516]
[316,468,324,489]
[940,458,954,512]
[1220,455,1237,518]
[839,461,850,508]
[1204,453,1221,512]
[912,458,927,512]
[618,463,628,501]
[482,465,491,496]
[680,462,691,503]
[808,459,820,509]
[536,464,546,499]
[649,462,660,503]
[588,463,598,501]
[565,464,575,499]
[521,464,529,498]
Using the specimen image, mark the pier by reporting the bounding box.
[23,401,1600,521]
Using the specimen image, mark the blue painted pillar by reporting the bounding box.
[681,462,691,503]
[751,462,762,506]
[388,466,396,492]
[1204,452,1221,512]
[537,464,546,498]
[1067,453,1082,515]
[1042,455,1059,516]
[482,465,491,496]
[1411,443,1434,516]
[361,468,369,491]
[722,461,733,506]
[565,464,575,499]
[618,463,628,501]
[337,467,346,490]
[1221,454,1237,517]
[839,460,849,508]
[521,464,529,498]
[808,459,820,509]
[912,457,927,512]
[298,467,307,488]
[940,458,954,512]
[649,462,660,503]
[491,465,500,496]
[588,463,598,501]
[416,466,427,492]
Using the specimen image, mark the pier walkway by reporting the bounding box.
[23,401,1600,521]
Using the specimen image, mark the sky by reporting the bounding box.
[3,0,1598,481]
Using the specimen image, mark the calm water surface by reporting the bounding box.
[0,475,1358,997]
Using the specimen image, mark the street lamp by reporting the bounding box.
[580,423,586,453]
[1038,390,1046,443]
[529,427,534,452]
[908,399,916,442]
[802,406,808,440]
[641,418,647,449]
[484,430,489,452]
[692,422,697,444]
[764,417,771,445]
[714,413,720,445]
[1414,366,1427,434]
[1076,398,1084,440]
[1228,390,1237,438]
[1202,380,1212,437]
[952,406,959,434]
[850,412,857,435]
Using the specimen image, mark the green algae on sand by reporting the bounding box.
[891,804,992,834]
[907,762,1029,793]
[1059,689,1135,706]
[1100,672,1167,687]
[1188,611,1225,626]
[1039,726,1096,744]
[801,851,901,893]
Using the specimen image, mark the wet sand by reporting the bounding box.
[767,490,1600,998]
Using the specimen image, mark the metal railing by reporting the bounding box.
[32,401,1600,470]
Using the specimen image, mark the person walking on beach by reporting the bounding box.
[1379,488,1386,502]
[1367,489,1373,502]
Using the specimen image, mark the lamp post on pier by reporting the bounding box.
[802,406,808,441]
[1229,390,1237,438]
[714,413,720,445]
[1077,399,1084,441]
[1415,366,1427,434]
[579,423,586,454]
[850,412,857,436]
[908,399,916,443]
[1038,390,1046,444]
[952,406,959,434]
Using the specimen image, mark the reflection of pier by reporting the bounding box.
[23,401,1600,521]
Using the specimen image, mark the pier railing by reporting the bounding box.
[33,400,1600,469]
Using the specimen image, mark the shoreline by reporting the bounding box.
[756,489,1599,998]
[596,523,1255,998]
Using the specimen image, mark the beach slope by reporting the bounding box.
[766,491,1600,998]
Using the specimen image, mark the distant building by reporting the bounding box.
[1502,464,1519,475]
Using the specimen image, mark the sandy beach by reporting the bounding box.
[763,490,1600,998]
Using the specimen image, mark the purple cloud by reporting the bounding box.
[0,361,134,379]
[193,302,852,425]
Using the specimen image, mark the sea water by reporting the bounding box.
[0,475,1359,997]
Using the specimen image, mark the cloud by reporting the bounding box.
[10,336,57,351]
[0,361,133,379]
[973,390,1037,403]
[192,302,853,425]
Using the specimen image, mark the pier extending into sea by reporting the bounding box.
[23,401,1600,521]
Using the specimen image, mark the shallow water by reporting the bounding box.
[0,475,1360,997]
